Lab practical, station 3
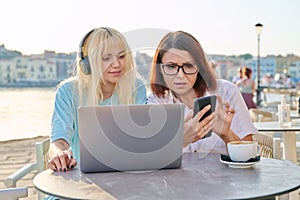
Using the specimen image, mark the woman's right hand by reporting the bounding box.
[182,105,215,147]
[48,140,77,172]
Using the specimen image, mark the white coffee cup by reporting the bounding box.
[227,141,260,162]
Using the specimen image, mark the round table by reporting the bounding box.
[33,153,300,200]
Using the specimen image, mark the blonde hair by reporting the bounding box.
[77,27,137,106]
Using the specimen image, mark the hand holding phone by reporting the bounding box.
[193,95,217,138]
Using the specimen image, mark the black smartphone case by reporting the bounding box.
[193,95,217,138]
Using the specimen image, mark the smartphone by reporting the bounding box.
[193,95,217,138]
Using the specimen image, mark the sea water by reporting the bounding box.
[0,87,56,141]
[0,87,292,141]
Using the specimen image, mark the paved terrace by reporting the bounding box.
[0,136,48,200]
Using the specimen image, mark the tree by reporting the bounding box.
[238,54,253,60]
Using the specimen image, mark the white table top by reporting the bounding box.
[291,110,300,119]
[254,121,300,132]
[33,153,300,200]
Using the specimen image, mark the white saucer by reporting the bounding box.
[219,158,260,169]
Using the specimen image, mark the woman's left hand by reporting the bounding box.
[212,96,235,140]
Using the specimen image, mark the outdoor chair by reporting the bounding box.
[252,133,295,200]
[0,187,28,200]
[249,108,277,122]
[4,138,50,199]
[253,133,281,159]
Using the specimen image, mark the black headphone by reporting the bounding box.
[78,28,114,75]
[78,29,95,75]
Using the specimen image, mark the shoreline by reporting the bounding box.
[0,135,50,143]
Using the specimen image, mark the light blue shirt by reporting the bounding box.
[50,78,147,161]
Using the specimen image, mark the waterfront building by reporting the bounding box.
[0,59,16,84]
[245,56,276,81]
[210,55,245,80]
[289,61,300,86]
[1,44,300,87]
[0,46,75,87]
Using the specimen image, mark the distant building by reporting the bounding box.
[289,61,300,85]
[211,55,244,80]
[245,56,276,80]
[0,58,15,84]
[1,44,300,87]
[0,47,75,87]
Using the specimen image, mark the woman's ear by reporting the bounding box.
[157,63,163,74]
[159,68,163,74]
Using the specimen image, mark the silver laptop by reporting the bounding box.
[78,104,185,173]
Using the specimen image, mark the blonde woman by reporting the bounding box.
[48,27,147,172]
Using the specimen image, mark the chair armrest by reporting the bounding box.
[0,187,28,199]
[271,112,278,121]
[4,163,37,188]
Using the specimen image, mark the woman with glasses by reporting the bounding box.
[147,31,257,154]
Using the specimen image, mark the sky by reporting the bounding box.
[1,0,300,57]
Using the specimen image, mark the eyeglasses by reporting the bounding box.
[161,63,198,75]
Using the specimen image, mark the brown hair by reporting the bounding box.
[149,31,217,98]
[242,67,252,79]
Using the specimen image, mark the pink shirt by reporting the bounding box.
[147,79,257,155]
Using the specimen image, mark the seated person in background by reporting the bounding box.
[48,27,147,172]
[147,31,257,154]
